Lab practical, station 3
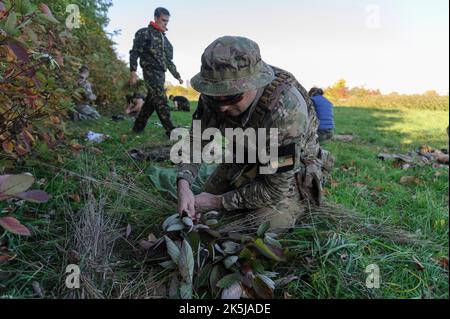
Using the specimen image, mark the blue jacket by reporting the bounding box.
[311,95,335,130]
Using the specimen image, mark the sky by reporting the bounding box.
[105,0,449,95]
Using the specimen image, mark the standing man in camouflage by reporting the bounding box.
[176,36,334,233]
[129,7,183,136]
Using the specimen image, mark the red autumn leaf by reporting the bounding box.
[69,194,81,203]
[4,66,15,79]
[38,3,51,15]
[38,3,59,24]
[438,257,449,269]
[16,190,50,203]
[2,141,14,154]
[50,116,61,125]
[0,217,31,236]
[70,143,83,153]
[24,95,39,107]
[15,144,29,156]
[21,129,35,145]
[6,39,30,64]
[0,255,11,264]
[0,1,7,19]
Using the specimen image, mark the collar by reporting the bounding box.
[241,87,266,127]
[150,21,165,33]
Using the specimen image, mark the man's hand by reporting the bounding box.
[177,179,196,219]
[195,193,223,213]
[129,71,138,85]
[178,78,184,85]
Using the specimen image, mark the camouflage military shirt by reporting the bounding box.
[178,70,311,211]
[129,24,180,79]
[77,76,96,104]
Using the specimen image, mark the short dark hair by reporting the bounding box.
[309,87,324,97]
[79,65,89,73]
[154,7,170,17]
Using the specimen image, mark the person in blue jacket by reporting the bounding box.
[309,87,335,142]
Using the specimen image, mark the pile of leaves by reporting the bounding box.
[140,212,297,300]
[0,173,50,264]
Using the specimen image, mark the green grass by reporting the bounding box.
[0,104,448,299]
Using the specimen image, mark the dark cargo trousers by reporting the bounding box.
[133,71,175,135]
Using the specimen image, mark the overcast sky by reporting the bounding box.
[106,0,449,95]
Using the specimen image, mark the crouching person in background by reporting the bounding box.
[71,65,101,121]
[309,88,334,142]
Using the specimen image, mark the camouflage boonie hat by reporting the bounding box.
[191,36,275,96]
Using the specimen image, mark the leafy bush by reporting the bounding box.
[1,0,129,160]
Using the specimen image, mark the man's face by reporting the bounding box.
[209,90,258,117]
[80,70,89,79]
[155,14,170,31]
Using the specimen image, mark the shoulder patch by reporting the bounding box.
[270,143,296,173]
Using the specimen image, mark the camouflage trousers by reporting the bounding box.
[133,71,175,135]
[203,164,305,234]
[71,104,101,121]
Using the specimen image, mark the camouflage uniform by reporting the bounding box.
[177,37,334,233]
[72,76,101,121]
[129,23,181,134]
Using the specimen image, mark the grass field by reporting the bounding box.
[0,104,448,299]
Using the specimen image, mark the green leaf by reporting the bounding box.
[163,214,180,230]
[257,222,271,237]
[37,13,59,24]
[179,281,193,300]
[167,223,185,232]
[204,211,220,219]
[16,0,33,16]
[196,263,212,289]
[229,232,244,242]
[224,256,239,269]
[159,260,177,270]
[168,275,180,299]
[253,238,286,262]
[206,219,219,227]
[253,275,274,299]
[182,217,194,228]
[178,240,194,284]
[222,282,243,300]
[5,12,19,36]
[264,235,282,249]
[239,248,254,260]
[186,231,200,253]
[222,241,242,255]
[164,236,180,264]
[216,273,242,289]
[204,228,221,238]
[209,265,222,296]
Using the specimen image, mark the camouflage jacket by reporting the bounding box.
[178,69,314,211]
[129,24,180,79]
